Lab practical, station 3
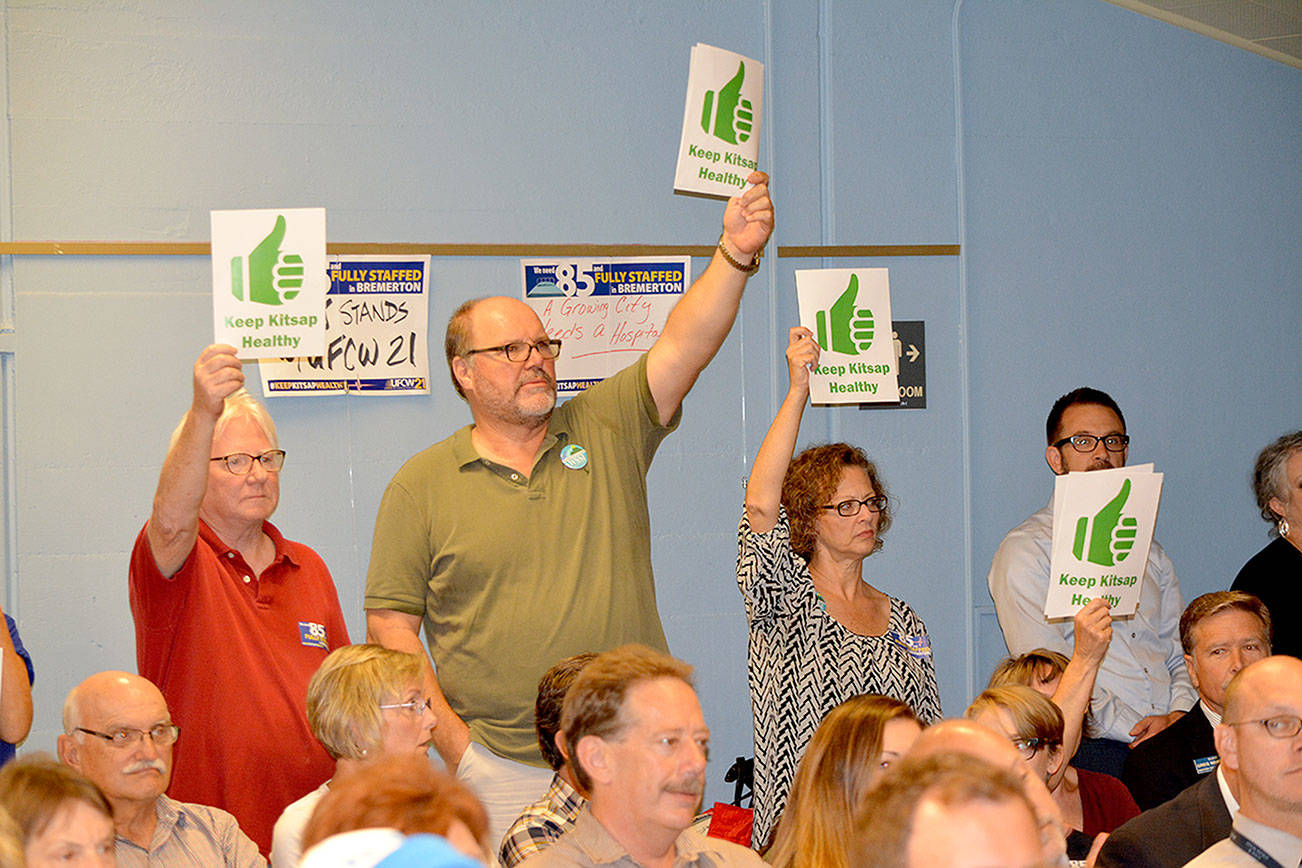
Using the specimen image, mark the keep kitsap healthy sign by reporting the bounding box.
[211,208,328,359]
[674,44,763,197]
[796,268,900,405]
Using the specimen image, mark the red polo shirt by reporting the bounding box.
[130,519,349,855]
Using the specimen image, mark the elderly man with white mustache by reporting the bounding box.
[58,671,265,867]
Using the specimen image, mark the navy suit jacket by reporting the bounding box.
[1121,704,1216,810]
[1095,772,1231,868]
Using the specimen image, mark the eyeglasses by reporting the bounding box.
[819,495,888,517]
[380,697,433,715]
[75,723,180,749]
[1225,715,1302,739]
[209,450,286,474]
[1010,737,1051,760]
[1052,434,1130,453]
[464,339,562,363]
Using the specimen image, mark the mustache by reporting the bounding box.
[519,366,557,389]
[664,775,705,797]
[123,759,167,775]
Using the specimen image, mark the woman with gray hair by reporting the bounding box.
[270,644,435,868]
[1233,430,1302,659]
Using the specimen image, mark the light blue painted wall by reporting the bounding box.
[3,0,1298,809]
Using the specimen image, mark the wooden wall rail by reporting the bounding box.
[0,242,960,258]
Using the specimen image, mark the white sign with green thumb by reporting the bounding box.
[1046,464,1163,619]
[211,208,327,360]
[673,44,763,198]
[796,268,900,405]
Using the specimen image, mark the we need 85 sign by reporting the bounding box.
[522,257,690,396]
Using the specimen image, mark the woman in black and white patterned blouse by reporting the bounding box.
[737,326,941,849]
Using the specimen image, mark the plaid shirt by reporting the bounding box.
[499,773,587,867]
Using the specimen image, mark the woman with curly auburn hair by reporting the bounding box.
[737,327,941,849]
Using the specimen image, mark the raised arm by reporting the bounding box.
[646,170,774,424]
[1048,598,1112,789]
[0,609,32,745]
[744,327,819,534]
[146,345,245,577]
[366,608,470,771]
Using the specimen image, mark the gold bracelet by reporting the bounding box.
[718,235,762,275]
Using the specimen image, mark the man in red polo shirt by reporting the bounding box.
[129,344,350,855]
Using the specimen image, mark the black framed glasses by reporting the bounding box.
[210,450,286,475]
[75,723,180,749]
[379,697,433,715]
[819,495,888,517]
[1225,715,1302,739]
[1052,434,1130,453]
[464,339,562,363]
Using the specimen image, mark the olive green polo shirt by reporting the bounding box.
[365,353,676,765]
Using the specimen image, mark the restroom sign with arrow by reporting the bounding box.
[863,320,926,410]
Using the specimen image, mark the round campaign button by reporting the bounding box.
[560,443,588,470]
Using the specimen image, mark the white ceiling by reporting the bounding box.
[1106,0,1302,69]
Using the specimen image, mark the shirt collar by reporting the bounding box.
[567,808,709,866]
[197,518,297,567]
[450,423,567,471]
[1200,699,1223,728]
[1217,765,1240,815]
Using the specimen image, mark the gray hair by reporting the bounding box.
[168,388,278,452]
[1252,431,1302,530]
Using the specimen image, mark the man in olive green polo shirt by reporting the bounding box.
[364,171,774,847]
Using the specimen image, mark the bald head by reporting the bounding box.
[63,671,167,733]
[911,719,1065,867]
[1223,655,1302,723]
[912,719,1024,768]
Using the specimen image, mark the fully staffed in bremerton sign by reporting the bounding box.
[1044,463,1163,619]
[211,207,327,360]
[673,43,763,198]
[796,268,900,405]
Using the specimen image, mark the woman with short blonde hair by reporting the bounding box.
[270,644,434,868]
[967,684,1137,842]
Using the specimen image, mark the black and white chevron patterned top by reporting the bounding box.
[737,508,943,847]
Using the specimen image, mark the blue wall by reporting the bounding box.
[4,0,1298,805]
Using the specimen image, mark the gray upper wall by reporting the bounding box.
[5,0,1299,803]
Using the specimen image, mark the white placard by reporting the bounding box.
[522,257,689,395]
[1045,464,1164,619]
[796,268,900,404]
[211,208,327,359]
[673,44,763,198]
[258,255,430,396]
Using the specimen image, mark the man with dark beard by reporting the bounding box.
[521,645,762,868]
[988,387,1195,778]
[365,173,773,846]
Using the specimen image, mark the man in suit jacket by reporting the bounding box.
[1095,768,1236,868]
[1121,591,1271,809]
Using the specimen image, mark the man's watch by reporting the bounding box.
[718,235,763,275]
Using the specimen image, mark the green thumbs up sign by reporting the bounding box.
[231,214,305,305]
[814,274,875,355]
[1073,478,1140,567]
[701,62,754,145]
